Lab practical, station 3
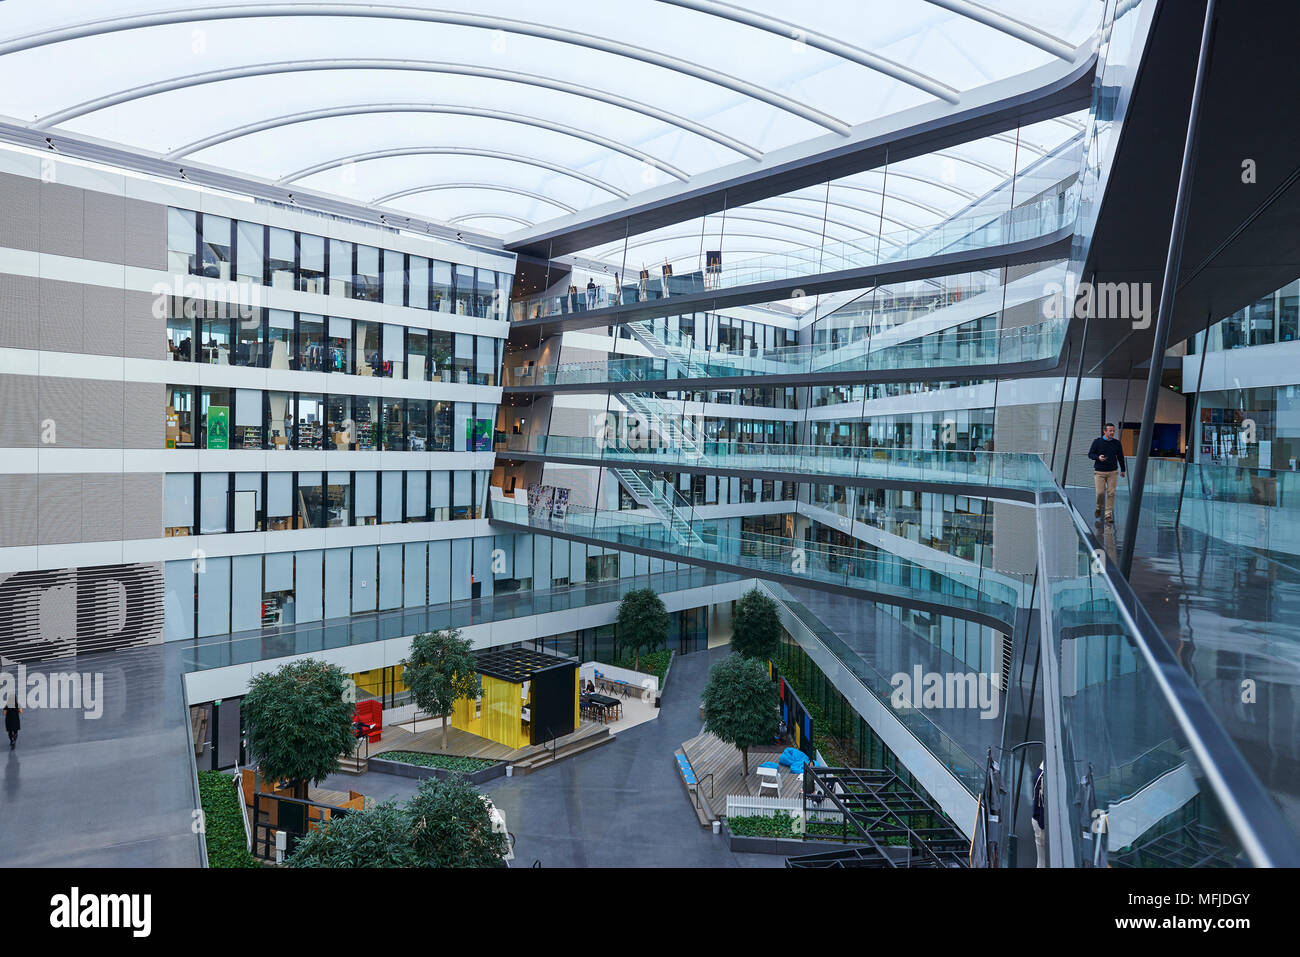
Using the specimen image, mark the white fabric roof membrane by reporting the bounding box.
[0,0,1101,258]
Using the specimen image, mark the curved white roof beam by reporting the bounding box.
[450,213,534,228]
[930,150,1009,178]
[654,0,960,103]
[33,58,762,162]
[835,172,978,202]
[820,184,952,219]
[921,0,1079,60]
[748,196,925,233]
[0,4,851,135]
[372,183,577,214]
[160,103,689,180]
[278,147,629,199]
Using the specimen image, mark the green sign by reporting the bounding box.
[208,405,230,450]
[466,417,492,452]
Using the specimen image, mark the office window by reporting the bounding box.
[164,473,195,536]
[166,385,196,448]
[267,310,294,369]
[454,264,474,315]
[327,316,353,374]
[297,314,327,372]
[408,256,430,310]
[383,250,405,306]
[407,329,429,381]
[268,227,295,289]
[474,267,495,318]
[197,304,232,365]
[356,319,381,377]
[167,208,197,275]
[354,396,379,451]
[494,270,513,319]
[234,307,264,368]
[298,233,325,293]
[267,391,294,451]
[233,388,263,449]
[236,220,264,285]
[431,471,449,522]
[406,470,426,521]
[430,330,453,382]
[384,324,404,380]
[354,471,377,526]
[197,557,231,638]
[166,310,195,362]
[267,472,292,531]
[381,470,403,524]
[200,472,229,534]
[326,472,350,528]
[329,238,353,297]
[297,393,325,450]
[381,399,406,451]
[355,245,381,301]
[429,400,451,451]
[298,472,324,530]
[407,399,429,451]
[234,472,262,531]
[431,261,453,312]
[326,394,352,450]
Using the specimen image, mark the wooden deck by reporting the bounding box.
[370,717,609,766]
[680,731,803,820]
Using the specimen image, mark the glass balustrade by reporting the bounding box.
[509,183,1079,323]
[494,437,1057,494]
[490,495,1025,625]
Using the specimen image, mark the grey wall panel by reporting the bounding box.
[124,289,162,360]
[82,188,126,265]
[0,475,38,546]
[82,377,125,449]
[38,279,83,354]
[0,274,41,349]
[123,198,166,270]
[38,182,83,259]
[0,375,37,447]
[123,473,162,540]
[38,474,82,545]
[124,381,163,449]
[83,284,126,357]
[81,473,124,542]
[0,171,39,251]
[36,375,82,448]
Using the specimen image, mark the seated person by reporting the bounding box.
[585,680,596,694]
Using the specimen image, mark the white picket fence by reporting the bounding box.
[725,793,843,824]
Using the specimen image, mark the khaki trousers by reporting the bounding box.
[1094,470,1119,520]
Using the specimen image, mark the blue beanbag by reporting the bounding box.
[779,747,811,775]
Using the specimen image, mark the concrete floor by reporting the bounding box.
[0,643,204,867]
[326,644,784,867]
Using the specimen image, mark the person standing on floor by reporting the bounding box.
[4,697,21,749]
[1089,422,1127,523]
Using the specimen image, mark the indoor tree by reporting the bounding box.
[701,653,779,778]
[614,587,669,673]
[402,628,479,749]
[286,777,508,868]
[241,658,358,800]
[731,586,782,661]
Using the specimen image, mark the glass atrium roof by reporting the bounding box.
[0,1,1102,254]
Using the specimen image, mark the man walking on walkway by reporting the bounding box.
[1089,422,1127,523]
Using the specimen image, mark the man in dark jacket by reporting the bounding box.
[1088,423,1127,523]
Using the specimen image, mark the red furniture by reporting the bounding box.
[354,699,383,742]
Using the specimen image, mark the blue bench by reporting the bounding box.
[676,753,698,786]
